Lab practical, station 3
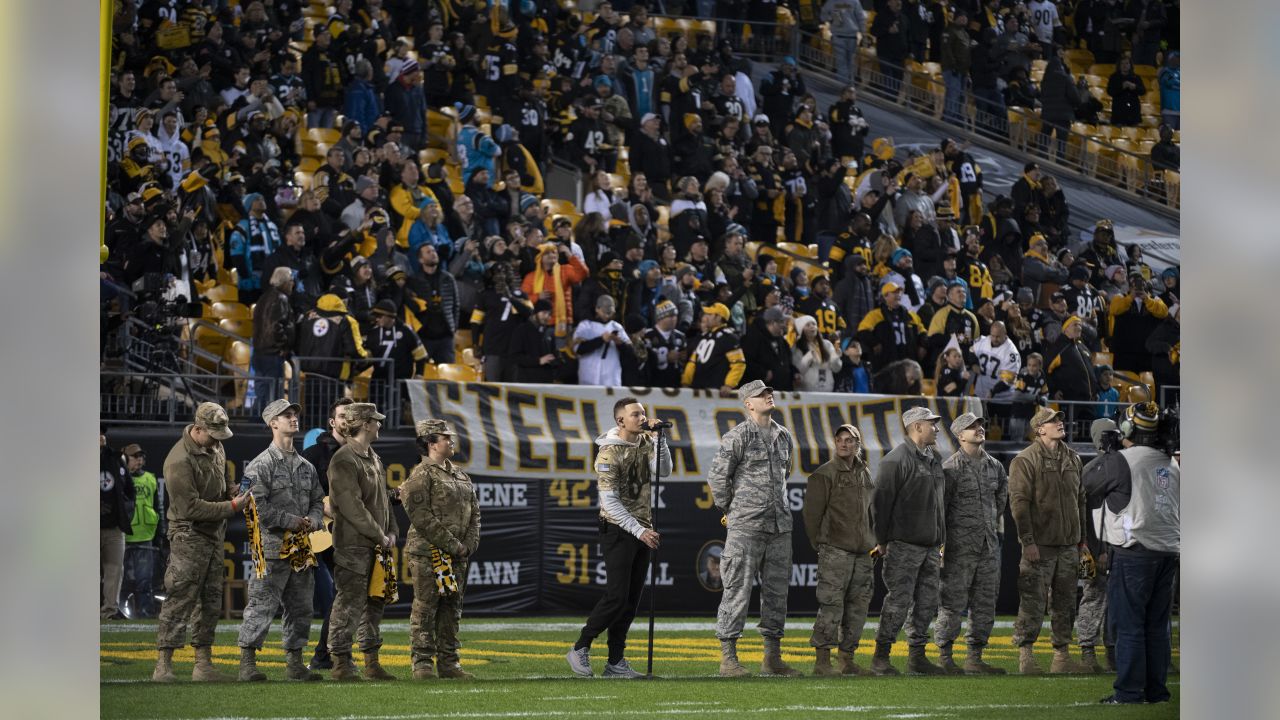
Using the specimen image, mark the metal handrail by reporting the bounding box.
[645,13,1178,216]
[101,371,286,425]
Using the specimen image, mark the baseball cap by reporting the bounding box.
[415,419,458,437]
[640,112,659,125]
[881,281,902,296]
[345,403,386,426]
[702,302,730,321]
[194,402,233,440]
[121,443,145,457]
[371,299,397,316]
[950,412,985,436]
[736,379,774,402]
[261,398,301,425]
[1030,406,1065,430]
[834,423,862,440]
[901,406,942,428]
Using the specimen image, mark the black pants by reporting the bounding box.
[575,523,651,663]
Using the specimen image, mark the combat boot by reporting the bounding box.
[363,649,397,680]
[871,641,900,676]
[438,662,475,680]
[1080,646,1104,674]
[330,653,360,682]
[412,658,437,680]
[963,646,1006,675]
[936,644,965,675]
[238,647,267,682]
[718,639,750,677]
[906,645,946,675]
[838,650,871,676]
[285,649,322,681]
[812,648,839,677]
[151,648,177,683]
[192,646,227,682]
[1018,645,1043,675]
[1050,647,1088,674]
[761,637,802,676]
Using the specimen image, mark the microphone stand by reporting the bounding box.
[645,421,665,679]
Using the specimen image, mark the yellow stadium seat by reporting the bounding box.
[777,241,816,259]
[305,127,341,145]
[436,363,480,382]
[653,17,680,40]
[1094,351,1115,366]
[542,198,579,217]
[1065,49,1095,74]
[193,324,229,370]
[1088,64,1115,78]
[420,364,441,380]
[297,156,321,173]
[418,148,451,166]
[1164,170,1179,208]
[350,366,374,402]
[920,379,937,397]
[202,284,239,303]
[210,301,252,320]
[453,329,473,353]
[294,170,313,189]
[218,318,253,339]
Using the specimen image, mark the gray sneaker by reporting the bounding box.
[567,646,593,677]
[603,658,646,679]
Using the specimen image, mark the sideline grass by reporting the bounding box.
[101,617,1178,719]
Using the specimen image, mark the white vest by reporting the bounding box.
[1101,446,1180,553]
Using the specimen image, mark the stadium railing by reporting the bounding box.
[654,14,1179,216]
[287,356,406,429]
[100,371,285,425]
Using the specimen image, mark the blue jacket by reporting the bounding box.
[1158,61,1180,114]
[343,77,381,132]
[408,213,454,270]
[457,125,500,186]
[385,79,427,137]
[229,193,282,291]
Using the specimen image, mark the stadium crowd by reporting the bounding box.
[100,0,1180,426]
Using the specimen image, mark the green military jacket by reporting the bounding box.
[402,457,480,559]
[162,425,235,543]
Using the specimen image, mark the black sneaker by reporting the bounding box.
[1098,695,1142,705]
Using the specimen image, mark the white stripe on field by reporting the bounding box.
[130,701,1104,720]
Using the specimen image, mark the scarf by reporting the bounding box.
[531,243,568,336]
[245,495,266,580]
[280,529,317,573]
[1021,172,1042,192]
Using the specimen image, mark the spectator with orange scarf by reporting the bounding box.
[522,243,589,337]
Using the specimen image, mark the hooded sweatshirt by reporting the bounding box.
[594,427,673,539]
[229,192,282,291]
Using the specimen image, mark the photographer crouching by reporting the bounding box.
[1083,402,1180,705]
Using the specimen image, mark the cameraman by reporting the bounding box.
[1083,402,1180,705]
[1077,419,1123,673]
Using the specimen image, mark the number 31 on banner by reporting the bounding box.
[555,543,591,584]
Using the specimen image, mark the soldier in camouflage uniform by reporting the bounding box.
[871,406,948,676]
[236,400,326,682]
[708,380,801,678]
[402,419,482,680]
[933,413,1009,675]
[802,424,876,677]
[326,403,400,681]
[567,397,672,679]
[152,403,252,683]
[1008,406,1090,674]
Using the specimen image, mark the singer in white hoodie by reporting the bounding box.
[567,397,672,679]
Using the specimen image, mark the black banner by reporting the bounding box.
[115,426,1076,616]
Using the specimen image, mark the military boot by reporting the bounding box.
[761,638,802,676]
[151,648,177,683]
[906,645,945,675]
[192,646,227,682]
[838,650,871,676]
[936,644,965,675]
[412,657,437,680]
[1080,646,1104,674]
[812,648,839,676]
[718,639,750,677]
[871,641,900,676]
[963,646,1006,675]
[438,662,475,680]
[1018,645,1043,675]
[285,649,322,681]
[330,653,360,681]
[238,647,267,682]
[363,649,397,680]
[1050,647,1088,674]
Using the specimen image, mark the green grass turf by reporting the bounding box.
[101,617,1179,719]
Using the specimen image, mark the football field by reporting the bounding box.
[101,617,1179,719]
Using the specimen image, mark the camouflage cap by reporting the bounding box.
[345,403,386,426]
[736,379,774,402]
[901,405,942,428]
[950,412,985,436]
[1030,406,1066,430]
[415,419,458,437]
[194,402,233,440]
[261,398,301,425]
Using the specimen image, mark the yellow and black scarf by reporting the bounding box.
[430,545,459,596]
[368,545,399,603]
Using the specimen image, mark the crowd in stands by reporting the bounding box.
[99,0,1179,432]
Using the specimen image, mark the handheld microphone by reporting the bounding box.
[645,420,673,431]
